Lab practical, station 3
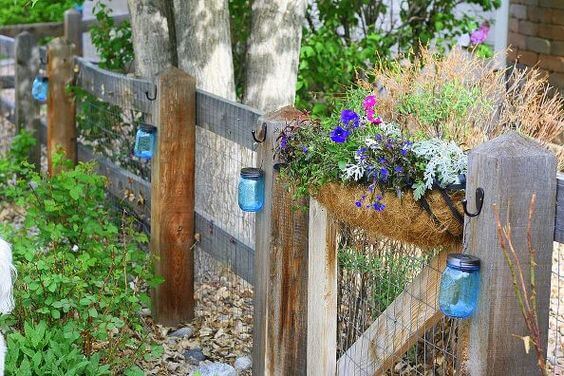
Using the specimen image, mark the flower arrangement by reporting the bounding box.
[276,49,563,249]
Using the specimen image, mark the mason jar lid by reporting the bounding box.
[139,123,156,133]
[240,167,264,178]
[447,253,480,270]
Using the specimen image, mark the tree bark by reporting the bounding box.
[127,0,176,78]
[173,0,236,100]
[244,0,307,112]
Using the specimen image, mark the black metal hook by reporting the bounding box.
[145,87,157,101]
[462,187,484,218]
[252,122,267,143]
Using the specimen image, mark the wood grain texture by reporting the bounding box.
[307,199,337,375]
[0,13,129,38]
[47,38,77,175]
[75,57,154,113]
[195,89,263,149]
[555,174,564,243]
[336,251,448,375]
[253,107,303,375]
[0,76,14,88]
[0,22,63,38]
[15,32,40,169]
[64,9,83,56]
[150,67,196,326]
[459,132,556,375]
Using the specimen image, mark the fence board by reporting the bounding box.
[0,21,63,38]
[0,13,129,38]
[195,89,263,150]
[0,76,14,88]
[0,35,15,57]
[556,174,564,243]
[75,57,154,113]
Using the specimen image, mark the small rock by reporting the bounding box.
[191,362,236,376]
[140,308,151,317]
[169,326,194,338]
[184,348,207,365]
[234,356,252,371]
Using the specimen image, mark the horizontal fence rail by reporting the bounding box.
[0,13,129,38]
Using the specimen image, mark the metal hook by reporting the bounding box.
[40,56,48,66]
[462,187,484,218]
[252,122,267,143]
[145,87,157,101]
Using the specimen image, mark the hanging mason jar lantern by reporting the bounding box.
[238,167,265,212]
[134,123,156,160]
[32,70,48,103]
[439,253,481,319]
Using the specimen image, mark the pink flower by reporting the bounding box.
[470,23,490,45]
[363,95,377,110]
[366,108,382,124]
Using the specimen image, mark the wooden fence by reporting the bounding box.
[1,20,564,375]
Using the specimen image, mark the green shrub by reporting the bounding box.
[0,0,82,25]
[0,136,163,374]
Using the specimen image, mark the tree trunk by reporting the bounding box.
[173,0,236,100]
[127,0,176,78]
[244,0,307,112]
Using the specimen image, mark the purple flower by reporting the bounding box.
[375,134,383,141]
[341,109,360,128]
[470,23,490,45]
[363,95,377,110]
[376,194,383,201]
[330,126,349,143]
[380,168,389,179]
[394,166,404,173]
[372,201,386,212]
[400,148,408,156]
[302,146,308,153]
[355,200,362,208]
[378,157,387,164]
[280,135,288,149]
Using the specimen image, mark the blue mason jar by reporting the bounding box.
[238,168,265,212]
[32,75,48,103]
[439,254,481,319]
[133,124,156,160]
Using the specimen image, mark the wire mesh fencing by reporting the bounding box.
[549,242,564,374]
[0,56,15,157]
[336,222,459,375]
[193,127,256,364]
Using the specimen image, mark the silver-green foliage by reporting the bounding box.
[411,138,467,200]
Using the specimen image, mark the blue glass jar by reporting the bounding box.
[238,168,265,212]
[439,254,481,319]
[32,75,48,103]
[133,124,156,160]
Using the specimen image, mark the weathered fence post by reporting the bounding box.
[253,107,308,375]
[15,31,41,168]
[459,132,556,375]
[307,198,337,374]
[64,8,83,56]
[46,38,76,175]
[151,67,196,326]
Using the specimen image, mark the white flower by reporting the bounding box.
[343,163,365,181]
[72,245,79,253]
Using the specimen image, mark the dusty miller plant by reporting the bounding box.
[411,138,467,200]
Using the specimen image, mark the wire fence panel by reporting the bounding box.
[0,51,15,157]
[193,124,256,365]
[549,242,564,374]
[336,223,459,375]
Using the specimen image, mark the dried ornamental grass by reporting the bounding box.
[371,48,563,165]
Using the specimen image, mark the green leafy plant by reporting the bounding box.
[5,321,110,376]
[0,0,82,25]
[90,2,134,72]
[0,138,163,374]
